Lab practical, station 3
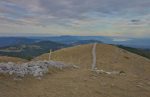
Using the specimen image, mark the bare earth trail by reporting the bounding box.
[92,43,97,70]
[0,44,150,97]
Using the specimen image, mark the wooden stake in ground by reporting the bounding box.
[49,49,52,61]
[92,43,97,70]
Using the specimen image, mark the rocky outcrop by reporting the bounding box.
[0,61,71,78]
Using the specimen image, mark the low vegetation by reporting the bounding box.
[117,45,150,59]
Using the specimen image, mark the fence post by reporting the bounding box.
[49,49,52,61]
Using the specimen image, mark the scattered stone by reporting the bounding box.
[72,65,80,69]
[37,77,42,80]
[136,83,144,88]
[119,70,126,75]
[111,83,115,87]
[13,78,22,81]
[136,84,143,88]
[93,69,120,75]
[147,82,150,86]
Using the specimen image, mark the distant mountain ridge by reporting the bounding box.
[1,36,150,49]
[30,36,150,48]
[30,36,109,44]
[0,39,103,60]
[0,37,38,47]
[0,36,149,61]
[71,40,103,46]
[0,40,68,60]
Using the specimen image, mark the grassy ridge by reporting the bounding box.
[0,41,150,60]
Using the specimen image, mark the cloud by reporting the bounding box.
[0,0,150,37]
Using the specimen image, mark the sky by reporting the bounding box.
[0,0,150,38]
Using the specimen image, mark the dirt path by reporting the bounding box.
[92,43,97,70]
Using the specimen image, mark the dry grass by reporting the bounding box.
[95,44,150,78]
[0,56,27,63]
[34,44,93,68]
[34,44,150,78]
[0,44,150,97]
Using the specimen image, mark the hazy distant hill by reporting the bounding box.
[0,37,37,47]
[31,36,150,49]
[30,36,109,44]
[0,41,68,60]
[114,38,150,49]
[1,36,150,49]
[71,40,103,46]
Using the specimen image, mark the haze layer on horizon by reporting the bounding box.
[0,0,150,38]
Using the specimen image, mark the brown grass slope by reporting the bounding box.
[0,56,27,63]
[34,44,93,68]
[35,44,150,77]
[0,44,150,97]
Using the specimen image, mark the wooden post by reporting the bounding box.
[49,49,52,61]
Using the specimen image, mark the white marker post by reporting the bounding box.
[49,49,52,61]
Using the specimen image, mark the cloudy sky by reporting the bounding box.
[0,0,150,38]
